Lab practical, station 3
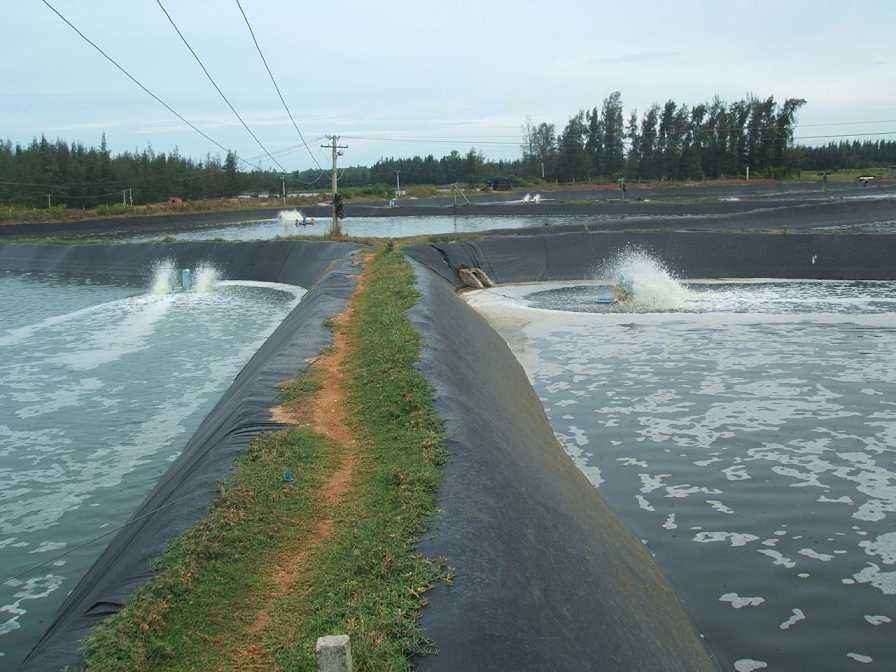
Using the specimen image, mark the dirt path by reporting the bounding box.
[227,257,369,672]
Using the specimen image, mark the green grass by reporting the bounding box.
[84,246,446,671]
[95,203,134,216]
[280,375,321,403]
[84,429,333,671]
[274,247,447,671]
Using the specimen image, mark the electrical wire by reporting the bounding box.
[344,135,521,146]
[340,130,896,147]
[39,0,267,173]
[233,0,325,184]
[797,119,896,128]
[155,0,287,173]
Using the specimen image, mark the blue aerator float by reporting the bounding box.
[180,268,192,291]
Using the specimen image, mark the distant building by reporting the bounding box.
[889,166,896,178]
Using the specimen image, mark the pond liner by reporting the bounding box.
[405,230,896,286]
[0,239,355,288]
[5,240,361,672]
[406,259,719,671]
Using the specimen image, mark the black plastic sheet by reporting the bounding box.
[0,240,360,671]
[407,259,718,671]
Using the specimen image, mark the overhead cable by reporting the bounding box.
[233,0,325,181]
[39,0,267,173]
[155,0,287,173]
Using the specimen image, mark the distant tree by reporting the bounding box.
[772,97,806,176]
[557,111,588,182]
[639,104,660,180]
[462,148,484,183]
[224,151,239,194]
[680,103,706,180]
[625,109,641,179]
[600,91,625,176]
[585,107,603,178]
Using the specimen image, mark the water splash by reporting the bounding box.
[597,247,691,312]
[278,209,302,223]
[193,264,221,293]
[278,209,315,226]
[149,259,176,295]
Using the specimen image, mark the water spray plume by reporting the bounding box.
[598,247,692,312]
[193,263,221,293]
[150,259,176,295]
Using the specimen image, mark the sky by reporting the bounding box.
[4,0,896,170]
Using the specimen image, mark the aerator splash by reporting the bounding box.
[150,260,221,294]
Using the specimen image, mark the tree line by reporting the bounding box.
[0,134,287,209]
[799,140,896,172]
[521,92,810,182]
[3,94,895,209]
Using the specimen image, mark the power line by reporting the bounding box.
[233,0,325,182]
[155,0,287,173]
[341,130,896,147]
[794,131,896,140]
[39,0,267,173]
[344,135,522,146]
[797,119,896,128]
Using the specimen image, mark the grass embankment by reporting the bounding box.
[0,197,309,226]
[85,246,446,671]
[0,185,447,227]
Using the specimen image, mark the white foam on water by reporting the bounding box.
[757,549,796,568]
[47,293,173,371]
[734,659,768,671]
[846,652,873,663]
[859,531,896,564]
[779,608,805,630]
[217,280,305,300]
[0,574,65,637]
[0,299,129,347]
[694,531,759,547]
[720,593,766,609]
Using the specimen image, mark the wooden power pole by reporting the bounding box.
[321,135,348,236]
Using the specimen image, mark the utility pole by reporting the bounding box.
[394,170,401,197]
[47,193,52,209]
[321,135,348,236]
[122,189,128,206]
[281,175,286,206]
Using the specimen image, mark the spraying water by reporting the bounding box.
[149,259,176,295]
[193,263,221,293]
[277,209,315,227]
[278,209,302,224]
[598,247,692,312]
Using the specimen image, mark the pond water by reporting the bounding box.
[131,211,656,242]
[467,274,896,671]
[0,268,303,664]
